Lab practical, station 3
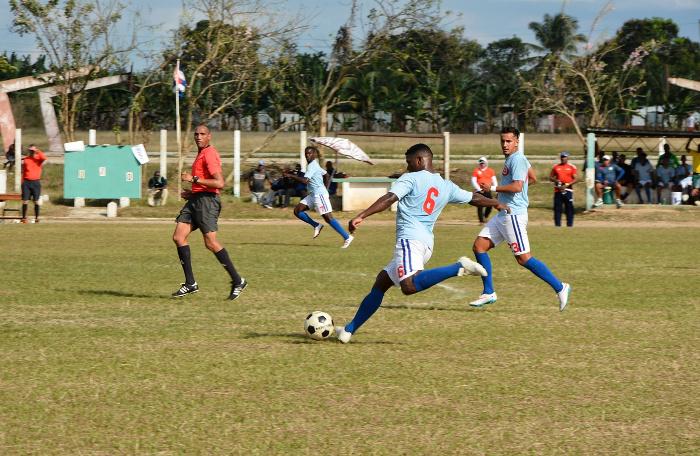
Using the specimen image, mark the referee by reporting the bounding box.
[172,125,247,300]
[550,151,577,227]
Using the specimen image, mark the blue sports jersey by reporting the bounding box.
[390,170,473,249]
[304,159,328,196]
[498,151,529,216]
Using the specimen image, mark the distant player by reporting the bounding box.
[469,127,570,311]
[335,143,508,344]
[287,146,354,248]
[172,125,247,300]
[21,144,47,224]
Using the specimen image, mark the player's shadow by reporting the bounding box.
[383,304,461,312]
[243,332,401,345]
[77,289,162,299]
[236,242,326,248]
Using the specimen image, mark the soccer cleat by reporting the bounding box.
[341,235,354,249]
[615,199,624,209]
[469,292,497,308]
[263,204,273,209]
[172,282,199,298]
[313,224,324,238]
[20,218,28,224]
[228,278,248,301]
[458,256,487,277]
[593,198,604,208]
[558,282,571,312]
[335,326,352,344]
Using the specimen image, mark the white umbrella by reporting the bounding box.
[309,136,374,165]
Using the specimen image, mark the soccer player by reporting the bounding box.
[469,127,571,311]
[287,146,354,248]
[334,143,508,344]
[20,144,47,224]
[172,125,247,300]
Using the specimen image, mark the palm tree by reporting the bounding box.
[528,13,586,59]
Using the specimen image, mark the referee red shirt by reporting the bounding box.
[191,145,222,194]
[22,149,47,181]
[551,163,577,193]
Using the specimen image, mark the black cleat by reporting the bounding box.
[228,278,248,301]
[172,282,199,298]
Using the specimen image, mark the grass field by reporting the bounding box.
[1,220,698,454]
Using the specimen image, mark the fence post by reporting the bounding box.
[159,129,167,177]
[300,130,307,172]
[443,131,450,180]
[88,129,97,146]
[586,132,596,211]
[14,128,21,193]
[233,130,241,198]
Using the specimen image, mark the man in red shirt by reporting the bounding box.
[21,144,47,223]
[471,156,497,223]
[549,151,577,227]
[172,125,247,300]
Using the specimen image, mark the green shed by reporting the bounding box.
[64,145,143,199]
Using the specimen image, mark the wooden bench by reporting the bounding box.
[332,177,398,212]
[0,193,22,220]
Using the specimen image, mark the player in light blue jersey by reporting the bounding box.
[287,146,354,248]
[470,127,571,311]
[335,144,508,343]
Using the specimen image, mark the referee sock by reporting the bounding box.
[413,263,462,292]
[34,204,40,219]
[21,203,27,219]
[345,287,385,334]
[328,218,350,240]
[177,245,196,285]
[475,252,494,294]
[214,248,242,284]
[295,210,319,228]
[523,257,563,293]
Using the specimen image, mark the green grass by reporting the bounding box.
[1,221,698,454]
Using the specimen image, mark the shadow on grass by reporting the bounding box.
[243,331,402,345]
[77,289,162,299]
[236,242,326,248]
[383,304,464,312]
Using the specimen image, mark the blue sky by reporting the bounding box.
[1,0,699,66]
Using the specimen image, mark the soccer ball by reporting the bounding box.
[304,311,335,340]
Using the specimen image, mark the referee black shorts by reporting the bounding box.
[21,179,41,201]
[175,192,221,233]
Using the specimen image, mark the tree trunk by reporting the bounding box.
[319,104,328,136]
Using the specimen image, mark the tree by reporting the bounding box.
[528,12,586,60]
[10,0,136,141]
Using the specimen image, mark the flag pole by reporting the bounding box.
[175,59,182,201]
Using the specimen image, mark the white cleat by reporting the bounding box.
[558,282,571,312]
[469,293,497,308]
[313,224,324,239]
[335,326,352,344]
[458,256,487,277]
[593,198,604,208]
[341,235,354,249]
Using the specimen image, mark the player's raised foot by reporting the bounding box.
[172,282,198,298]
[341,235,354,249]
[469,292,497,308]
[593,198,604,208]
[228,278,248,301]
[558,282,571,312]
[313,224,324,238]
[335,326,352,344]
[458,256,487,277]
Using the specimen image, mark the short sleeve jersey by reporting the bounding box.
[304,159,328,196]
[390,170,472,249]
[22,149,47,181]
[472,166,495,187]
[656,165,675,184]
[634,161,654,181]
[498,151,529,215]
[691,150,700,174]
[191,145,222,194]
[551,163,577,192]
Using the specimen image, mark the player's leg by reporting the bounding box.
[336,270,394,343]
[32,181,41,222]
[293,198,321,235]
[565,191,574,227]
[172,221,198,296]
[553,192,562,226]
[20,181,29,223]
[594,182,604,206]
[477,205,485,223]
[202,230,247,300]
[318,194,352,247]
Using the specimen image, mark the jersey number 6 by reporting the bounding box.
[423,187,439,214]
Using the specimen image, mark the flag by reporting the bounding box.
[173,63,186,97]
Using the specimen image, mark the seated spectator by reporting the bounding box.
[655,155,675,204]
[675,155,692,185]
[658,143,680,168]
[633,151,654,204]
[617,154,634,201]
[273,165,305,208]
[292,163,307,199]
[147,170,168,206]
[3,143,15,169]
[324,160,338,195]
[594,155,625,208]
[248,160,273,208]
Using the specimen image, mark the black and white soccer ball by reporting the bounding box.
[304,311,335,340]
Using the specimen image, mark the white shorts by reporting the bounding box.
[478,213,530,256]
[300,192,332,215]
[383,239,433,286]
[638,179,652,186]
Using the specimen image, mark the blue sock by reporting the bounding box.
[296,211,319,228]
[412,263,461,292]
[328,218,350,240]
[345,287,385,333]
[475,252,494,294]
[523,257,563,292]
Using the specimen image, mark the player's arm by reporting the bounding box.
[527,167,537,185]
[469,192,510,212]
[348,192,399,233]
[181,171,225,189]
[285,172,309,185]
[493,179,524,193]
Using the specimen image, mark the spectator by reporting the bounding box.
[273,165,303,208]
[550,151,577,227]
[687,114,697,132]
[633,151,654,204]
[685,143,700,205]
[659,143,680,168]
[675,155,692,184]
[629,147,644,169]
[248,160,273,207]
[471,156,497,223]
[594,155,624,208]
[617,154,634,201]
[655,155,675,204]
[20,144,47,223]
[324,160,338,195]
[292,163,307,199]
[3,143,15,169]
[147,170,168,206]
